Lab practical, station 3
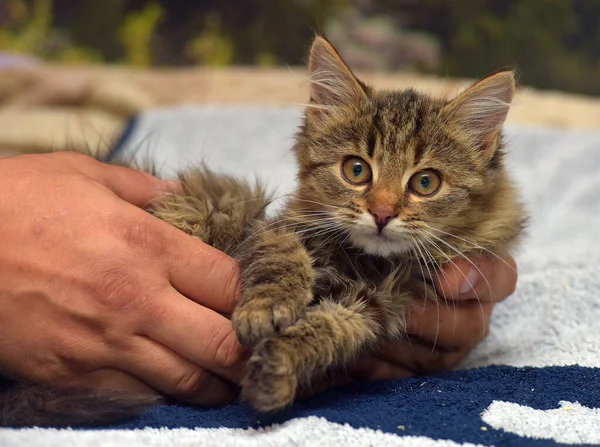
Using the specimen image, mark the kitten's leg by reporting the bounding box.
[232,226,315,346]
[242,286,408,412]
[151,167,271,254]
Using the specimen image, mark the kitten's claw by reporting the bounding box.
[241,338,298,412]
[232,296,306,346]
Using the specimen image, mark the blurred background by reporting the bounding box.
[2,0,600,94]
[0,0,599,159]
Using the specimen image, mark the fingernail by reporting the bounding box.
[459,267,479,295]
[162,179,183,194]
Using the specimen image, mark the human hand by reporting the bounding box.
[0,152,244,406]
[352,256,518,380]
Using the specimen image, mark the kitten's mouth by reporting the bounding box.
[349,227,413,257]
[369,231,393,242]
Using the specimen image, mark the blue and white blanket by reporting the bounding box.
[2,107,599,446]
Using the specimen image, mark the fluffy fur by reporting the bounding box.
[0,36,526,426]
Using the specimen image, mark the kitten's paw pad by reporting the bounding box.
[232,298,303,346]
[241,339,298,412]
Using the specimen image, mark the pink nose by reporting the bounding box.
[368,206,397,231]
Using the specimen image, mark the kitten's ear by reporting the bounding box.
[308,36,367,113]
[443,70,515,155]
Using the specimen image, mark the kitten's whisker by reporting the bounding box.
[240,214,336,243]
[302,223,348,241]
[314,227,351,247]
[234,216,336,256]
[414,232,463,335]
[418,237,454,315]
[289,211,337,218]
[418,230,489,341]
[193,194,340,235]
[290,209,335,214]
[288,197,341,210]
[234,220,344,259]
[421,231,495,302]
[409,237,435,317]
[424,225,516,274]
[420,235,454,312]
[411,238,441,352]
[238,218,296,245]
[252,217,339,243]
[418,235,468,335]
[417,230,481,299]
[338,227,355,250]
[408,236,431,314]
[413,238,440,300]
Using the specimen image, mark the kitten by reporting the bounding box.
[0,35,526,426]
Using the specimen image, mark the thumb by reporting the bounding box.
[434,255,517,302]
[98,163,182,208]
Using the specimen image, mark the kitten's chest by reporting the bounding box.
[307,241,411,296]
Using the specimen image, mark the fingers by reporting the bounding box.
[382,254,514,377]
[118,336,238,406]
[351,355,413,381]
[405,298,493,350]
[375,339,469,374]
[74,154,239,314]
[21,152,182,208]
[141,287,246,384]
[165,230,241,315]
[350,339,468,380]
[433,255,517,303]
[92,159,182,208]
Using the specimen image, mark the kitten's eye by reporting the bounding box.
[341,157,372,185]
[409,170,442,197]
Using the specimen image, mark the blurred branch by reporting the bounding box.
[0,0,102,63]
[185,11,234,67]
[118,2,164,67]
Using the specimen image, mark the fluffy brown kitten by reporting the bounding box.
[157,36,526,411]
[0,36,526,426]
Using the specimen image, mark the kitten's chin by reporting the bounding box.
[348,231,412,257]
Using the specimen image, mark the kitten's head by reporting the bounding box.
[291,36,526,260]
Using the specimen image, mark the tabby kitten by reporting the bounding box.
[0,35,526,426]
[152,36,526,412]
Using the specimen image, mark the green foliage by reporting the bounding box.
[379,0,600,95]
[255,52,277,67]
[0,0,599,95]
[0,0,52,54]
[178,0,353,66]
[185,11,234,67]
[118,2,164,67]
[0,0,101,63]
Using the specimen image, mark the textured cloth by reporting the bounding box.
[0,65,154,158]
[2,106,599,446]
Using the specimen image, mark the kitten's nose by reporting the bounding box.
[369,206,397,232]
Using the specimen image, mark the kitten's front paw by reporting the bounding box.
[232,292,308,346]
[241,338,298,412]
